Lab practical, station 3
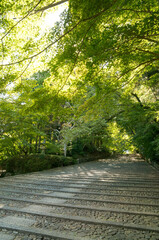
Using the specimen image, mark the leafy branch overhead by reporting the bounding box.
[0,0,159,164]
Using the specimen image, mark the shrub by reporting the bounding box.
[45,143,61,155]
[1,154,77,174]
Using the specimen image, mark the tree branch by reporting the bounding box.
[0,8,108,67]
[135,48,159,57]
[1,40,5,66]
[118,58,159,81]
[131,93,143,107]
[117,61,156,90]
[15,59,32,82]
[116,8,158,14]
[106,110,124,122]
[1,0,42,41]
[58,19,99,93]
[136,35,159,44]
[146,69,159,78]
[1,39,5,80]
[34,0,68,14]
[0,21,80,66]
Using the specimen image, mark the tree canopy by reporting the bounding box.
[0,0,159,166]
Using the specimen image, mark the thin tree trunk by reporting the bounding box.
[35,136,38,153]
[64,142,67,157]
[29,138,32,153]
[38,136,41,153]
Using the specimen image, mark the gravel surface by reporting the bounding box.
[0,154,159,239]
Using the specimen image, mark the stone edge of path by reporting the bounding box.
[1,206,159,233]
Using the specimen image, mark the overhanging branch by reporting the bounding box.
[106,110,124,122]
[135,48,159,57]
[1,0,42,41]
[34,0,68,14]
[131,93,143,107]
[0,8,107,67]
[117,58,159,81]
[0,20,81,66]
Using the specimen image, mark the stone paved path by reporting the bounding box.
[0,154,159,240]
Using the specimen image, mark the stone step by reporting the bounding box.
[0,187,159,206]
[0,221,78,240]
[0,193,159,208]
[1,181,159,196]
[1,185,159,200]
[1,195,159,217]
[2,178,159,191]
[0,232,15,240]
[1,206,159,233]
[1,201,159,229]
[11,175,159,185]
[2,199,159,217]
[0,156,158,239]
[34,172,159,179]
[19,173,159,182]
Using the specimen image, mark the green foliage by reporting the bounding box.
[45,143,61,155]
[106,122,135,154]
[60,118,118,157]
[116,93,159,162]
[132,122,159,162]
[1,154,76,174]
[0,0,159,170]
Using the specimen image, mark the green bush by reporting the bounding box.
[1,154,77,174]
[61,156,77,166]
[132,123,159,163]
[45,143,61,155]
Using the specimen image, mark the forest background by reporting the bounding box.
[0,0,159,174]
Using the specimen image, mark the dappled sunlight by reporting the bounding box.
[0,1,158,238]
[0,0,158,181]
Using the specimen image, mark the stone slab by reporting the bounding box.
[22,204,54,213]
[49,192,75,198]
[61,187,81,192]
[0,223,81,240]
[0,233,14,240]
[0,216,36,227]
[2,206,159,233]
[39,197,66,204]
[68,184,86,187]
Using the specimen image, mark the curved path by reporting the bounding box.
[0,155,159,240]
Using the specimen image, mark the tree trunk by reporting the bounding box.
[64,142,67,157]
[38,136,41,153]
[35,136,38,153]
[29,138,32,153]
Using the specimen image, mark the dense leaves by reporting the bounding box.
[0,0,159,173]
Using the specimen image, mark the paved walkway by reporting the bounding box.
[0,154,159,240]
